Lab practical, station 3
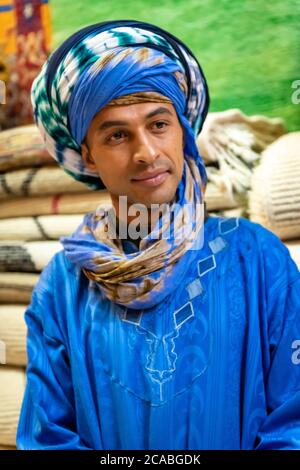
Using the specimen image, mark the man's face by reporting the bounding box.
[81,101,185,210]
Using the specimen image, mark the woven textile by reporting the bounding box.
[0,166,90,199]
[0,0,52,128]
[0,214,85,241]
[249,132,300,240]
[0,272,38,303]
[0,240,62,271]
[196,109,287,212]
[0,190,111,218]
[0,367,25,446]
[0,305,27,365]
[0,125,53,172]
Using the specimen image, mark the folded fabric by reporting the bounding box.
[0,166,90,199]
[249,132,300,240]
[197,109,286,165]
[197,109,286,212]
[0,305,27,366]
[0,125,53,172]
[0,214,86,241]
[0,368,26,446]
[0,241,62,272]
[0,191,111,219]
[0,272,38,304]
[205,174,244,210]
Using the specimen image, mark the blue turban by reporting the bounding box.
[31,19,209,190]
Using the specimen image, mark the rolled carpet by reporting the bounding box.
[0,190,112,219]
[197,109,286,165]
[0,367,26,447]
[0,241,62,272]
[0,214,86,241]
[205,174,244,211]
[0,306,27,366]
[197,109,286,213]
[0,125,53,172]
[249,132,300,240]
[0,272,39,304]
[0,166,90,199]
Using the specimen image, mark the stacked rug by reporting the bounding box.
[0,124,112,449]
[0,124,53,172]
[0,0,52,447]
[0,125,112,271]
[198,114,299,269]
[197,109,287,217]
[0,367,26,449]
[0,273,39,304]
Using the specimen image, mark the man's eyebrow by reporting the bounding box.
[146,106,173,119]
[97,106,174,131]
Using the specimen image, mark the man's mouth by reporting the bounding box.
[132,169,170,187]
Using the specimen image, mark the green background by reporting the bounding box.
[51,0,300,130]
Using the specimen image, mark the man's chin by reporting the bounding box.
[130,191,177,208]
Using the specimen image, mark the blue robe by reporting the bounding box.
[16,216,300,449]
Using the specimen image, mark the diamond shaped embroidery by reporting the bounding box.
[122,308,142,325]
[208,236,228,254]
[174,301,194,329]
[198,255,216,277]
[219,217,239,235]
[186,278,204,300]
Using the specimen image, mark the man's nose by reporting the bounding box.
[132,131,158,164]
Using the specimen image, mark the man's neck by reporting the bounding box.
[116,202,208,250]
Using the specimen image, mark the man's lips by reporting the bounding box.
[132,168,169,181]
[131,169,170,187]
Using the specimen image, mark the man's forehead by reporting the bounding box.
[93,102,177,130]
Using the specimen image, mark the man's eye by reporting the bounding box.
[107,131,126,142]
[154,121,168,130]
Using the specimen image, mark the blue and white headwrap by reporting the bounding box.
[31,20,210,309]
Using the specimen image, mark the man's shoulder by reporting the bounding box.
[208,215,288,251]
[35,248,80,294]
[235,217,293,261]
[206,216,298,276]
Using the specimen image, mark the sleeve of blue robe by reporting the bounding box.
[254,233,300,450]
[16,255,91,450]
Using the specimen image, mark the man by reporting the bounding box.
[17,20,300,450]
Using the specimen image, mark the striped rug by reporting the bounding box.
[0,125,53,172]
[0,166,90,199]
[0,214,85,241]
[0,190,112,219]
[0,241,62,272]
[0,367,26,447]
[0,305,27,366]
[0,272,38,303]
